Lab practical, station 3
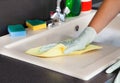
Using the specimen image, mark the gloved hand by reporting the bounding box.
[39,39,73,53]
[106,60,120,83]
[64,27,97,54]
[39,27,97,54]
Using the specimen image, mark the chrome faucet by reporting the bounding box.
[48,0,70,28]
[51,0,68,22]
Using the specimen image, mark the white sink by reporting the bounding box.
[0,10,120,80]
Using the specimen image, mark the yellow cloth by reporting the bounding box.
[25,44,102,58]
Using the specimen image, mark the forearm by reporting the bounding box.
[89,0,120,33]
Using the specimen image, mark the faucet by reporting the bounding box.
[51,0,67,22]
[48,0,70,28]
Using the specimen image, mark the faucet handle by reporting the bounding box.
[51,12,59,20]
[64,7,70,15]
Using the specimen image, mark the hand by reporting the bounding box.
[39,38,74,53]
[64,27,97,54]
[106,60,120,83]
[39,27,97,54]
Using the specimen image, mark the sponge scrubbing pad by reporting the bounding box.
[8,24,26,37]
[26,19,46,31]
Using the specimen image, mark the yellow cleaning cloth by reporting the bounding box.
[25,44,102,58]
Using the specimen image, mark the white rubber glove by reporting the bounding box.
[106,60,120,83]
[64,27,97,54]
[39,39,73,53]
[39,27,97,54]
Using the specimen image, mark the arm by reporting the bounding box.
[89,0,120,33]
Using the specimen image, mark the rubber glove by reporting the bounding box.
[64,27,97,54]
[106,60,120,83]
[39,27,97,54]
[39,39,73,53]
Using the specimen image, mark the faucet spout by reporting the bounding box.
[51,0,66,22]
[56,0,62,13]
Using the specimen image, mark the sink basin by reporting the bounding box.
[0,10,120,80]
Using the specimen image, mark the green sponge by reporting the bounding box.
[26,19,46,31]
[8,24,26,37]
[26,20,45,25]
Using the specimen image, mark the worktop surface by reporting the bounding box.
[0,54,118,83]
